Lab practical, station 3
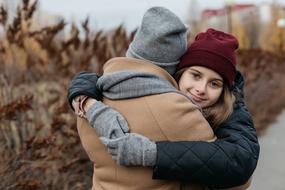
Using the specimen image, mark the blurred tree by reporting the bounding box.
[260,2,284,51]
[232,16,250,49]
[243,10,261,49]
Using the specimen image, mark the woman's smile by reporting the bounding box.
[189,92,206,103]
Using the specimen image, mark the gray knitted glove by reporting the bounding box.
[86,101,129,139]
[100,133,157,166]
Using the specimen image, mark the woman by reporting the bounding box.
[69,8,259,190]
[146,31,259,188]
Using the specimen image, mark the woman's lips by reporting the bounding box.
[190,93,206,103]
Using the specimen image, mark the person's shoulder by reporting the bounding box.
[146,92,200,110]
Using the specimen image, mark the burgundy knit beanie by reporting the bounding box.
[177,28,239,87]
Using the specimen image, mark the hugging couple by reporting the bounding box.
[68,6,259,190]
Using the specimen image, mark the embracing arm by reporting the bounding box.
[85,101,129,139]
[67,71,129,139]
[99,102,259,188]
[153,103,259,188]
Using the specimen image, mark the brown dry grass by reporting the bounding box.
[237,49,285,135]
[0,1,284,189]
[0,1,134,189]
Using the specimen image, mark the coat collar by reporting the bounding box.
[103,57,179,89]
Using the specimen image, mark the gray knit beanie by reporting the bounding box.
[126,7,187,75]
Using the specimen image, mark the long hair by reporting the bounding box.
[202,85,235,129]
[175,68,235,129]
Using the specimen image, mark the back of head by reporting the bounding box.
[126,6,187,75]
[177,28,239,87]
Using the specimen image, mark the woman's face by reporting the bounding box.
[178,66,224,109]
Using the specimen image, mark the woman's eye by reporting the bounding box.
[191,73,200,79]
[210,81,222,88]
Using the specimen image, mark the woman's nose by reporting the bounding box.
[195,82,206,94]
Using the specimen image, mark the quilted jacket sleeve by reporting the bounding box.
[152,72,260,188]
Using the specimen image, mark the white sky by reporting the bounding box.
[38,0,285,30]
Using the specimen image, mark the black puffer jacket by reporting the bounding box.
[152,72,260,189]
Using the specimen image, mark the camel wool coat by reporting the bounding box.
[76,57,216,190]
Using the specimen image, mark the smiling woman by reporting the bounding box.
[178,66,224,109]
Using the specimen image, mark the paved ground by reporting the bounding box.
[248,110,285,190]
